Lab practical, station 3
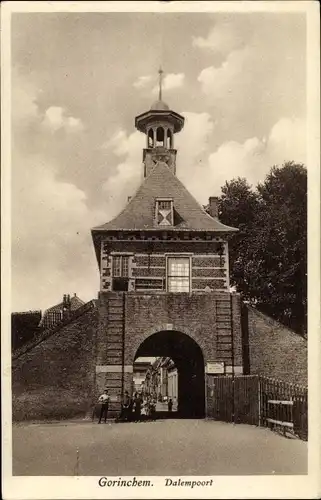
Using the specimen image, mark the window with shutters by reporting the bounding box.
[155,198,174,226]
[167,257,190,292]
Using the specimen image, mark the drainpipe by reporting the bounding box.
[230,293,235,425]
[121,293,125,407]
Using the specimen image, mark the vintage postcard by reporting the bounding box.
[1,1,320,499]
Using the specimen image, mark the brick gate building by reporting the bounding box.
[91,80,244,418]
[11,75,307,422]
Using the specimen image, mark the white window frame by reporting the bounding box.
[166,255,192,293]
[155,198,174,226]
[112,254,130,278]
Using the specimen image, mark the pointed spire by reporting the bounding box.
[158,66,164,101]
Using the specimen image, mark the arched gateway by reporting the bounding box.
[91,71,243,419]
[135,330,205,418]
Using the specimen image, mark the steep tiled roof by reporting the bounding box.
[92,162,238,233]
[44,295,85,313]
[39,295,85,327]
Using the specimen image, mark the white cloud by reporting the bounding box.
[163,73,185,91]
[176,111,214,167]
[67,116,84,131]
[12,70,85,135]
[152,73,185,95]
[12,69,39,125]
[102,130,130,156]
[185,117,306,201]
[10,15,306,314]
[100,114,306,220]
[195,17,306,141]
[198,47,252,98]
[11,69,95,311]
[133,75,152,89]
[268,118,306,164]
[135,73,185,95]
[101,129,145,220]
[193,19,245,54]
[12,152,104,311]
[42,106,84,133]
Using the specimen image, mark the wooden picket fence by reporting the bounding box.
[259,376,308,440]
[208,375,308,441]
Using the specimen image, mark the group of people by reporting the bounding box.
[121,391,157,422]
[97,388,174,423]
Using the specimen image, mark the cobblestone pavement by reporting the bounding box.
[12,419,307,476]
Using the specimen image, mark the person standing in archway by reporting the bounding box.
[122,390,131,421]
[133,392,142,422]
[98,388,110,424]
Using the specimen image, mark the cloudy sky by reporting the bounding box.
[11,10,307,312]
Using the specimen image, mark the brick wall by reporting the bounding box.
[11,292,307,421]
[246,306,307,385]
[96,290,242,368]
[123,293,216,364]
[100,239,228,293]
[12,308,98,421]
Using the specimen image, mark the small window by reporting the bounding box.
[112,255,130,291]
[156,198,174,226]
[167,257,190,292]
[112,255,129,277]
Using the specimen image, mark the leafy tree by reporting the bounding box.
[219,162,307,336]
[11,311,42,351]
[218,177,260,298]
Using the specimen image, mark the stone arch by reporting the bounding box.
[129,323,208,364]
[133,326,206,418]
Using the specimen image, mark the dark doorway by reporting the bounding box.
[134,330,205,418]
[113,278,129,291]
